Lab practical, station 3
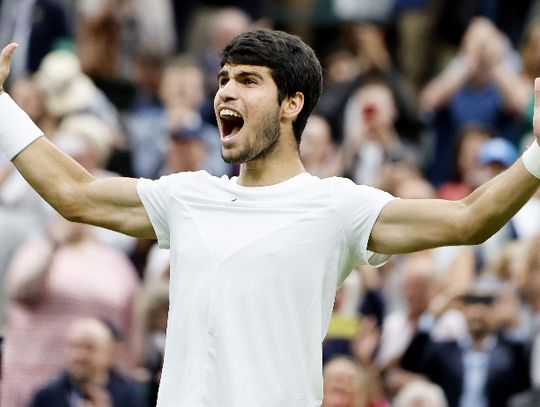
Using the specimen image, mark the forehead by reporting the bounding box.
[218,63,273,78]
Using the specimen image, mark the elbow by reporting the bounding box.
[454,205,489,246]
[49,185,86,222]
[462,228,490,246]
[457,211,493,246]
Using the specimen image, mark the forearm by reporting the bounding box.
[369,151,540,254]
[461,158,540,244]
[420,60,469,111]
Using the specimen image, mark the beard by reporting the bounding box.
[468,318,490,340]
[221,106,281,164]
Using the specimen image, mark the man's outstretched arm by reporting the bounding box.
[0,43,155,239]
[369,80,540,255]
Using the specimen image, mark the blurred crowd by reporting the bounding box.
[2,0,540,406]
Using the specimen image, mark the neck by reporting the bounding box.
[237,131,306,187]
[71,369,110,389]
[471,335,490,351]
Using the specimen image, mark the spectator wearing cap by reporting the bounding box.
[434,136,520,275]
[165,124,212,174]
[33,50,121,132]
[472,137,521,268]
[28,317,145,407]
[476,137,518,181]
[401,277,530,407]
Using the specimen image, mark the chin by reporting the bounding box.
[221,148,251,164]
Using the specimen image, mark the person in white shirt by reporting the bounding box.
[1,29,540,407]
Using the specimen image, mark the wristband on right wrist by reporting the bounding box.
[522,140,540,179]
[0,92,43,160]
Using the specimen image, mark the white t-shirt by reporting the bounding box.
[137,171,394,407]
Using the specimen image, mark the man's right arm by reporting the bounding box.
[12,137,156,239]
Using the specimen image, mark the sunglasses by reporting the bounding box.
[461,294,496,305]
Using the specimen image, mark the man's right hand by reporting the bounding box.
[0,43,17,92]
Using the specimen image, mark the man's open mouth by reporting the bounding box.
[219,108,244,138]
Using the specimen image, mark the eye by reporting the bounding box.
[243,78,257,86]
[219,77,229,87]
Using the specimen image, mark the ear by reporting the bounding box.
[281,92,304,121]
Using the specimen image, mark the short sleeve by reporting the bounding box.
[137,173,189,249]
[332,178,396,267]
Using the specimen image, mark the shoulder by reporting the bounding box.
[322,176,388,194]
[497,333,528,351]
[108,371,145,403]
[322,176,395,206]
[139,170,222,195]
[30,373,70,403]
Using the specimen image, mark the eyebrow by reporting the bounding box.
[217,69,264,82]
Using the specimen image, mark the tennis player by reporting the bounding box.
[1,30,540,406]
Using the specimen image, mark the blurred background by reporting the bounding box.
[2,0,540,406]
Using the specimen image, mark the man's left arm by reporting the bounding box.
[368,80,540,255]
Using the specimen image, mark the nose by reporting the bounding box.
[216,79,239,103]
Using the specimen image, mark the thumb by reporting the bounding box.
[0,43,18,60]
[0,43,18,90]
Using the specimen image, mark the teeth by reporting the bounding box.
[220,109,242,119]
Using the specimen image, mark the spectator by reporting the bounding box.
[0,207,37,332]
[300,114,342,178]
[342,79,419,186]
[1,215,139,407]
[516,18,540,144]
[392,0,442,94]
[9,77,56,135]
[322,356,389,407]
[323,356,367,407]
[0,0,71,83]
[473,137,520,267]
[159,56,229,176]
[523,235,540,386]
[316,26,418,146]
[401,276,530,407]
[29,317,145,407]
[376,252,466,371]
[76,0,121,82]
[393,380,448,407]
[437,124,492,200]
[132,280,169,406]
[33,49,121,132]
[76,0,175,84]
[198,7,252,98]
[489,240,531,290]
[421,18,525,185]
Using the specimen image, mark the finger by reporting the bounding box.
[0,43,18,66]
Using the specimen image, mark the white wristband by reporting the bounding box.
[0,91,43,160]
[522,140,540,179]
